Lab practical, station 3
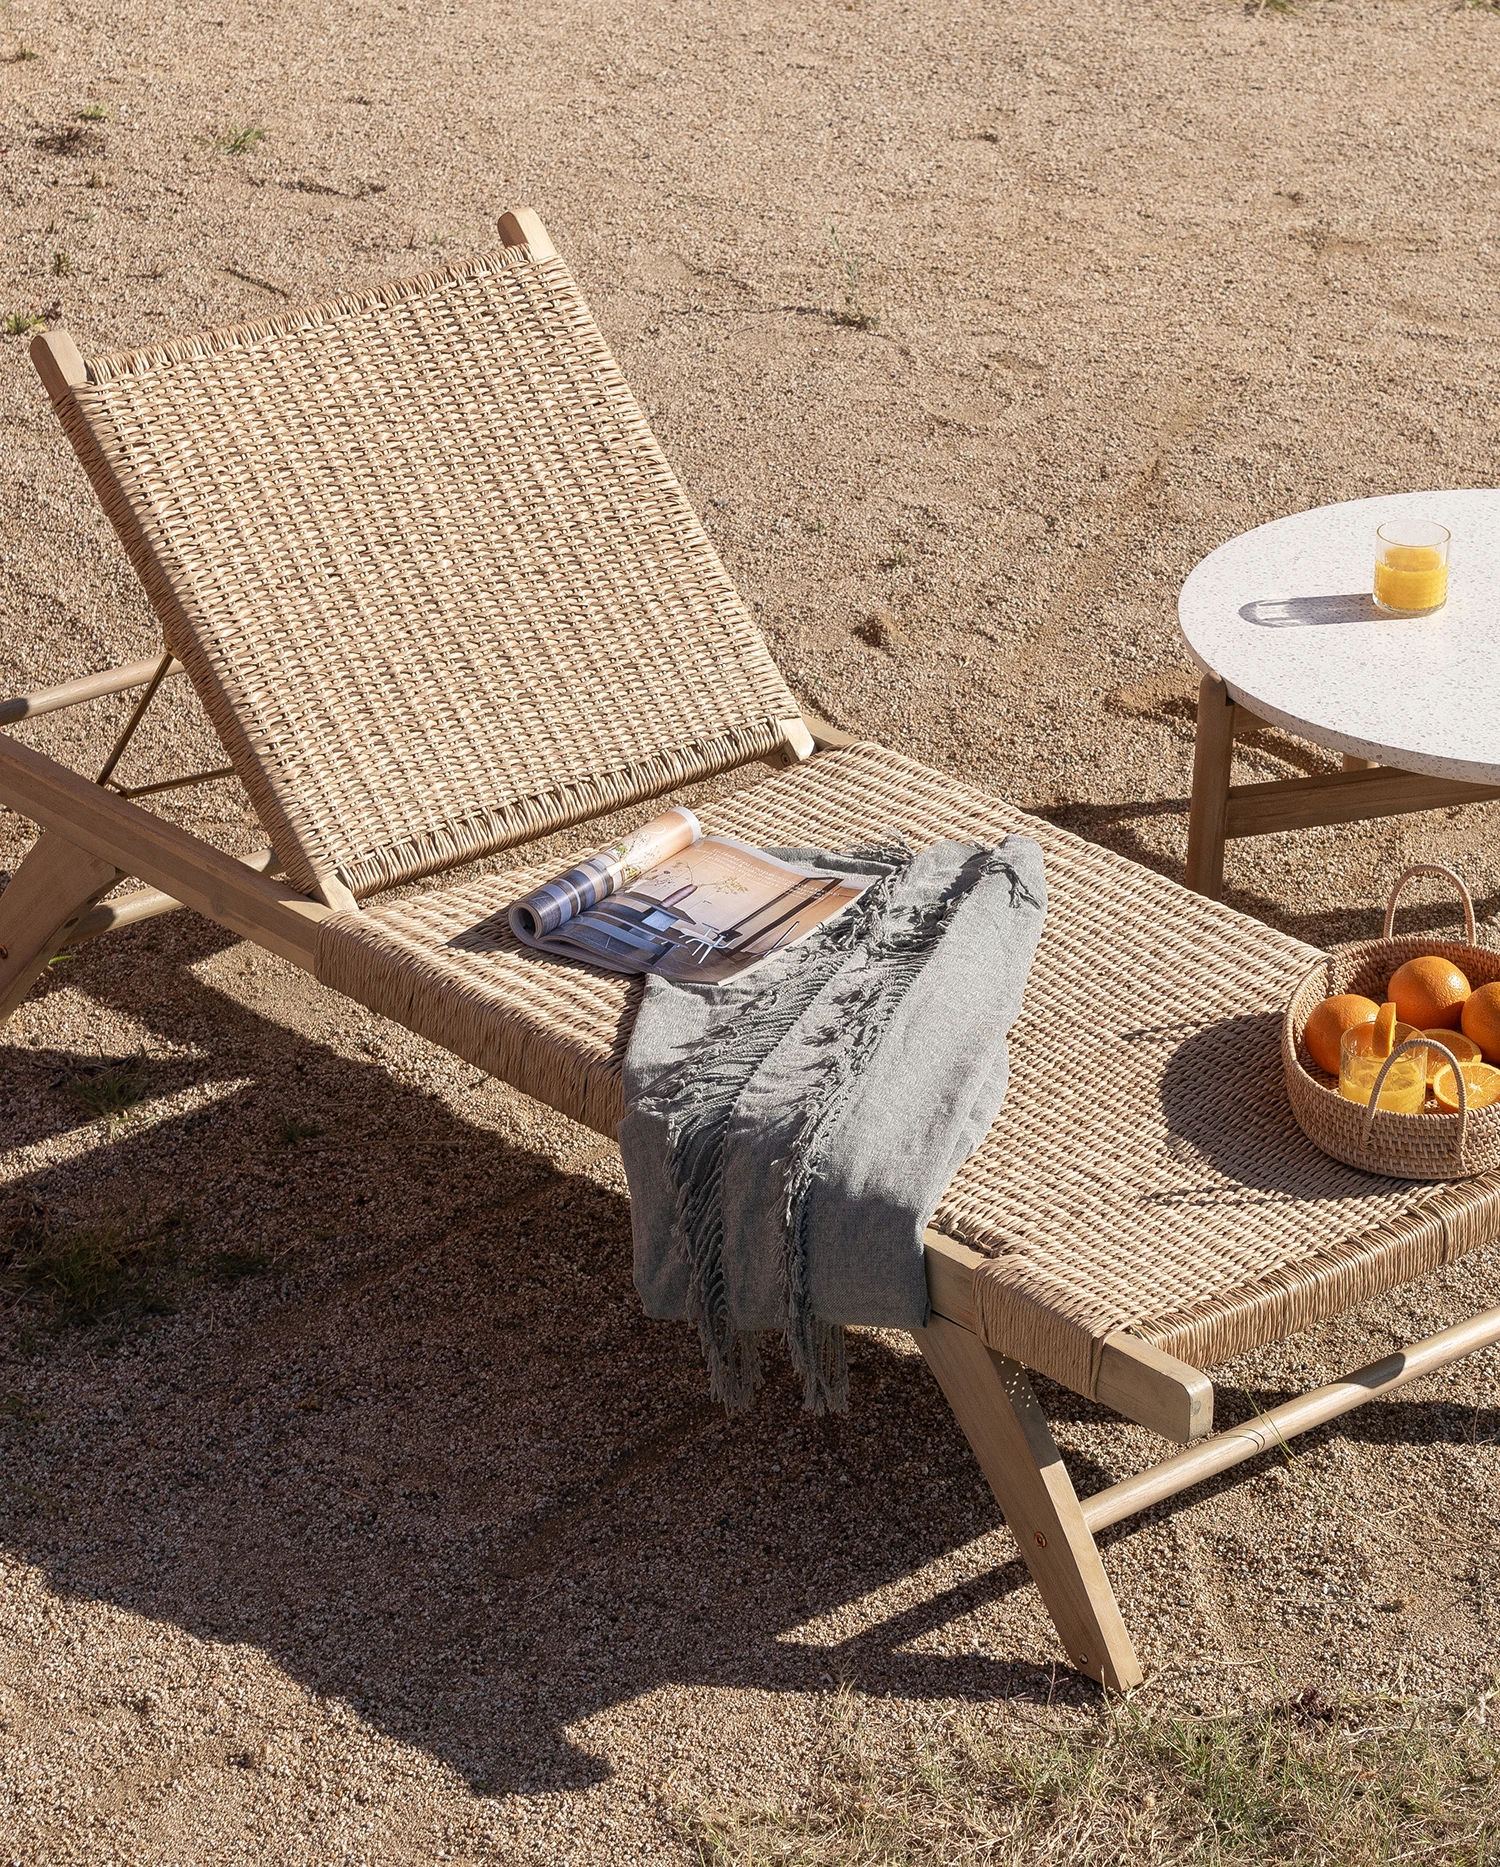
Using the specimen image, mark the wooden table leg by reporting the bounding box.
[917,1315,1143,1692]
[1185,672,1235,900]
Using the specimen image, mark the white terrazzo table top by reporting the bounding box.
[1179,487,1500,784]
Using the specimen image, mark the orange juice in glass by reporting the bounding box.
[1373,519,1449,617]
[1338,1022,1424,1112]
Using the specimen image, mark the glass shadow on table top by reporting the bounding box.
[1240,593,1383,629]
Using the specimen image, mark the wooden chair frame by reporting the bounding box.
[6,662,1499,1693]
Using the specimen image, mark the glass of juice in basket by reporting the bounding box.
[1373,520,1450,617]
[1339,1021,1425,1112]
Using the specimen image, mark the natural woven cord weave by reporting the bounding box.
[316,742,1500,1398]
[51,240,801,901]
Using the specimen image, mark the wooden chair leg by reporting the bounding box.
[0,830,121,1022]
[1185,671,1235,901]
[917,1315,1144,1692]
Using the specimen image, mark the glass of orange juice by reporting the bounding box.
[1339,1023,1425,1112]
[1373,519,1449,616]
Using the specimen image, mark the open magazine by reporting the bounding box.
[507,808,871,981]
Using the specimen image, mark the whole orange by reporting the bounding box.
[1388,954,1470,1030]
[1303,993,1379,1074]
[1461,980,1500,1063]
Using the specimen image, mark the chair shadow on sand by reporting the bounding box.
[2,924,1496,1796]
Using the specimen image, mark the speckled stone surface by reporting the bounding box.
[1179,488,1500,782]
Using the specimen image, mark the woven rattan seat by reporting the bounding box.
[317,739,1500,1398]
[7,206,1498,1694]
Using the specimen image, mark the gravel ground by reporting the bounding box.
[2,0,1499,1861]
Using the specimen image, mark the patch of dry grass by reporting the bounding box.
[827,225,878,333]
[212,123,268,154]
[66,1055,152,1124]
[680,1683,1500,1866]
[1,1205,189,1329]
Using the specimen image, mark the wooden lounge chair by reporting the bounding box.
[3,209,1498,1692]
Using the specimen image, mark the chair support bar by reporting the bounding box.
[95,650,176,786]
[110,764,236,800]
[67,886,182,942]
[0,656,185,726]
[1081,1299,1500,1533]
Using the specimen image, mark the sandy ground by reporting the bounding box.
[2,0,1499,1860]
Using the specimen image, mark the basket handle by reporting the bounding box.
[1361,1037,1469,1161]
[1382,864,1476,944]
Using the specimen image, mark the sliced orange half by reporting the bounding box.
[1420,1028,1481,1085]
[1433,1060,1500,1112]
[1372,1001,1398,1059]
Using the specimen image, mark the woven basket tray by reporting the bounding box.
[1283,864,1500,1181]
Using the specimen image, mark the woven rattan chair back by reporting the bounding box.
[42,219,804,904]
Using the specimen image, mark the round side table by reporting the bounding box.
[1177,488,1500,898]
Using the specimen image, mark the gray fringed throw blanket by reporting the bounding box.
[619,835,1046,1412]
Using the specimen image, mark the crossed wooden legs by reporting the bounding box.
[0,829,120,1022]
[916,1314,1143,1692]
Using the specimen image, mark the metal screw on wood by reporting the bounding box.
[1034,1532,1047,1548]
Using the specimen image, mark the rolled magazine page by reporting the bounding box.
[508,807,702,941]
[552,838,871,981]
